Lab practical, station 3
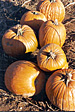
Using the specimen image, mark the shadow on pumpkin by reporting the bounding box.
[20,19,45,31]
[2,38,27,57]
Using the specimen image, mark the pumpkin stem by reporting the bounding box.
[47,50,56,60]
[61,72,74,87]
[65,72,74,87]
[32,11,38,15]
[54,19,58,25]
[17,24,24,36]
[50,0,56,2]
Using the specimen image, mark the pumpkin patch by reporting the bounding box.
[0,0,74,111]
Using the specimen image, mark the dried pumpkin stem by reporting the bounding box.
[17,25,24,36]
[47,50,56,59]
[50,0,56,2]
[65,72,74,87]
[32,11,38,15]
[54,19,58,25]
[61,72,75,87]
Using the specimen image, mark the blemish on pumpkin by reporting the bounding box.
[7,42,13,46]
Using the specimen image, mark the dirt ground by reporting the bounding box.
[0,0,75,111]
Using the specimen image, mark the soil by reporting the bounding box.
[0,0,75,111]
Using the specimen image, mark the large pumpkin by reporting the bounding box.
[2,24,38,57]
[39,19,66,47]
[20,11,47,31]
[4,60,46,97]
[37,0,65,22]
[37,43,68,72]
[46,69,75,111]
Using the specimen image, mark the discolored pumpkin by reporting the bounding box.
[46,69,75,111]
[37,0,65,22]
[20,11,47,30]
[39,19,66,47]
[4,60,46,97]
[37,43,68,72]
[2,24,38,57]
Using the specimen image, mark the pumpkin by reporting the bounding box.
[4,60,46,97]
[37,0,65,22]
[2,24,38,57]
[39,19,66,47]
[20,11,47,31]
[37,43,68,72]
[46,69,75,111]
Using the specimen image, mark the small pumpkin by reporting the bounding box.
[37,0,65,22]
[2,24,38,57]
[20,11,47,31]
[39,19,66,47]
[4,60,46,97]
[37,43,68,72]
[46,69,75,111]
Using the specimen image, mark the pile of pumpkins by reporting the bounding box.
[2,0,75,111]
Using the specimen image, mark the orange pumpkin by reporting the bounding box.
[39,19,66,47]
[2,24,38,57]
[4,60,46,97]
[37,0,65,22]
[37,43,68,72]
[20,11,47,31]
[46,69,75,111]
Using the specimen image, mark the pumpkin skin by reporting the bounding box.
[4,60,46,97]
[20,11,47,31]
[37,0,65,22]
[46,69,75,111]
[39,20,66,47]
[2,24,38,57]
[37,43,68,72]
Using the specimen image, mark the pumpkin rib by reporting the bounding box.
[42,26,51,46]
[69,82,74,110]
[40,24,61,47]
[62,84,66,110]
[47,3,51,20]
[47,25,61,46]
[71,87,75,110]
[51,82,62,105]
[4,30,16,39]
[45,2,50,19]
[39,1,48,14]
[55,56,65,69]
[46,78,63,97]
[55,82,64,108]
[60,83,66,110]
[69,87,74,109]
[47,81,63,105]
[56,82,65,110]
[62,83,68,110]
[42,2,48,16]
